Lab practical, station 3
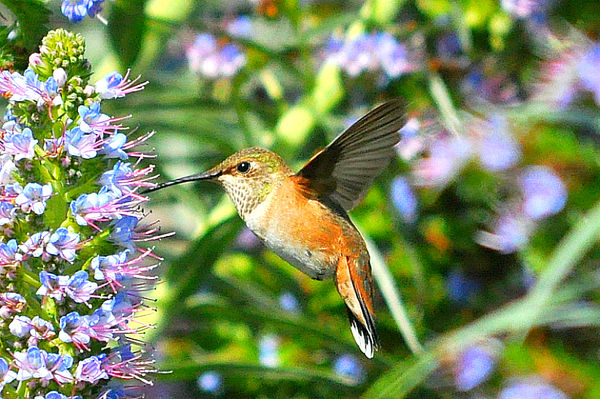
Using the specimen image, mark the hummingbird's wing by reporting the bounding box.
[297,100,405,211]
[336,255,379,358]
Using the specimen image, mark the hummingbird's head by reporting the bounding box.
[146,147,293,219]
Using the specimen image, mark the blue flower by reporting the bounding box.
[519,166,567,220]
[198,371,223,394]
[45,353,74,384]
[61,0,89,23]
[94,71,147,99]
[59,311,92,350]
[65,127,98,159]
[87,0,105,17]
[36,271,69,300]
[74,355,108,383]
[78,102,107,133]
[20,231,51,257]
[454,345,496,391]
[4,127,38,161]
[46,227,80,262]
[13,346,52,381]
[30,316,55,340]
[390,176,418,223]
[218,44,247,78]
[477,114,521,172]
[100,133,128,159]
[90,250,129,282]
[65,271,98,303]
[110,215,139,249]
[99,161,133,195]
[499,379,568,399]
[15,182,52,215]
[0,239,21,265]
[577,44,600,105]
[333,354,365,384]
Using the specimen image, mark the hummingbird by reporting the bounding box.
[145,100,405,358]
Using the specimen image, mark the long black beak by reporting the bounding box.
[142,170,222,194]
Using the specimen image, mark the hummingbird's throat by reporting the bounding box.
[219,175,273,219]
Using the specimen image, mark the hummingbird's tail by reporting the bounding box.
[336,256,379,358]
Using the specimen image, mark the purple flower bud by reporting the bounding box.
[53,68,67,87]
[519,166,567,219]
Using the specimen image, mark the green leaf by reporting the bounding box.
[0,0,49,51]
[107,0,148,68]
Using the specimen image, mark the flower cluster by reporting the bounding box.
[0,29,160,398]
[61,0,107,24]
[185,34,247,79]
[391,113,567,254]
[324,32,419,80]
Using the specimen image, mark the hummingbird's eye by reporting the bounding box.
[237,161,251,173]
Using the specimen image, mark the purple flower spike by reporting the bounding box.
[13,346,52,381]
[75,356,108,383]
[519,166,567,220]
[46,227,80,262]
[390,176,418,223]
[499,378,568,399]
[454,345,496,391]
[578,45,600,105]
[15,182,52,215]
[4,127,38,161]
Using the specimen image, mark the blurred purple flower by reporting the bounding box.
[499,379,568,399]
[454,345,496,391]
[501,0,549,18]
[413,136,471,187]
[476,213,533,254]
[334,354,365,384]
[519,166,567,220]
[198,371,223,394]
[278,292,300,313]
[335,34,379,77]
[226,16,253,38]
[376,32,412,78]
[477,114,521,172]
[259,334,280,368]
[446,269,480,304]
[390,176,417,223]
[436,33,462,59]
[577,44,600,105]
[186,34,246,79]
